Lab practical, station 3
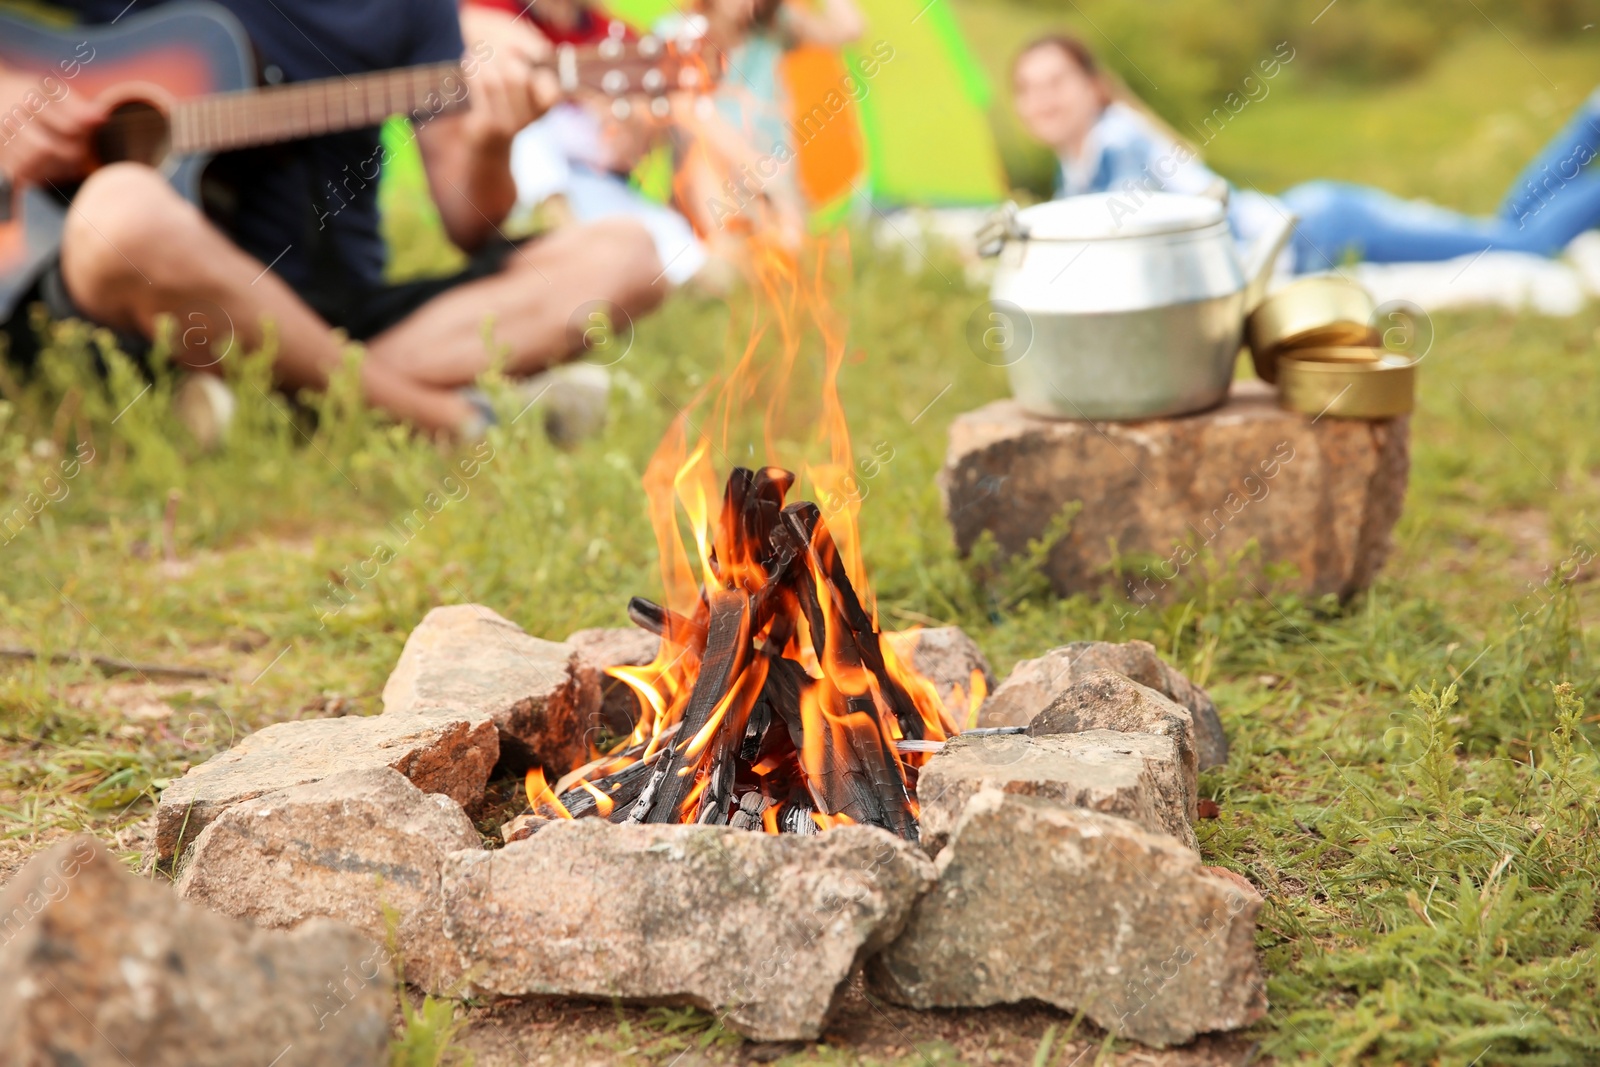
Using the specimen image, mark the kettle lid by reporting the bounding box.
[1017,192,1225,241]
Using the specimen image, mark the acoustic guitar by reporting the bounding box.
[0,1,714,318]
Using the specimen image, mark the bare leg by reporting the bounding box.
[59,163,474,434]
[366,217,667,388]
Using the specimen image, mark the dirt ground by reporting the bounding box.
[450,978,1261,1067]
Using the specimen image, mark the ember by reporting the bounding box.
[524,242,968,840]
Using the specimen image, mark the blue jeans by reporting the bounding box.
[1282,89,1600,271]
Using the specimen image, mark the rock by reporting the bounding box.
[980,640,1228,768]
[883,626,996,722]
[867,792,1267,1047]
[441,821,935,1041]
[175,767,481,993]
[384,604,601,773]
[940,382,1409,603]
[566,626,660,736]
[1025,669,1200,811]
[0,836,392,1066]
[916,730,1196,854]
[151,710,496,868]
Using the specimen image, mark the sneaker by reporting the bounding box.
[518,363,612,449]
[173,374,235,450]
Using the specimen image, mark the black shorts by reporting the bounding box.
[1,235,523,375]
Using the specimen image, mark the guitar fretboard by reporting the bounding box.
[168,63,464,155]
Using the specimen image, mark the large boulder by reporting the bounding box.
[440,820,935,1041]
[151,710,496,868]
[383,604,600,773]
[868,791,1267,1047]
[916,729,1196,854]
[981,641,1228,769]
[941,383,1409,604]
[0,836,392,1066]
[565,626,660,737]
[175,766,482,993]
[1026,668,1201,810]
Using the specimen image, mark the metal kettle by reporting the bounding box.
[977,193,1296,421]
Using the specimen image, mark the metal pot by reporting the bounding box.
[1246,275,1379,383]
[978,193,1295,420]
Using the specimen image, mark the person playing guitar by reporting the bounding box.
[0,0,670,437]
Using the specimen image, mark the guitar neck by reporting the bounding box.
[168,63,466,155]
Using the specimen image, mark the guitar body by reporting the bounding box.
[0,2,255,318]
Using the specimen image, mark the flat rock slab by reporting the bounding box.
[441,820,936,1041]
[917,730,1196,854]
[884,626,995,722]
[566,626,660,736]
[868,792,1267,1047]
[384,604,600,773]
[175,766,482,993]
[941,382,1409,603]
[981,640,1228,769]
[151,710,496,867]
[0,836,391,1066]
[1026,668,1201,812]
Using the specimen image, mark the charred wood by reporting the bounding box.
[627,597,709,648]
[638,590,752,824]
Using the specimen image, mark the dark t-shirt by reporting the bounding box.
[53,0,463,296]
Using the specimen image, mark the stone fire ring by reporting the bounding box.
[144,605,1263,1048]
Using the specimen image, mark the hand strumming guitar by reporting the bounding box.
[0,67,105,187]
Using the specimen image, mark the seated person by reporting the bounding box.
[0,0,668,437]
[1009,34,1282,255]
[667,0,865,259]
[1011,33,1600,272]
[470,0,708,286]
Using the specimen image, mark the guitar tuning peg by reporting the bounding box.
[650,96,670,119]
[612,98,633,120]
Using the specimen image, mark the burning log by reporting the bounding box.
[627,597,707,647]
[526,465,955,844]
[631,589,751,825]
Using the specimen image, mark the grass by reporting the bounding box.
[3,21,1600,1067]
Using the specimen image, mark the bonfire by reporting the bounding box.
[523,241,979,839]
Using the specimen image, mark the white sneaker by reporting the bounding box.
[173,374,235,450]
[520,363,612,448]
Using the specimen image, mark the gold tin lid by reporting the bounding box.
[1278,353,1416,419]
[1248,276,1379,383]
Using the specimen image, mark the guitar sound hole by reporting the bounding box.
[94,101,170,168]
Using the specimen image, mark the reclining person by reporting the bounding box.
[0,0,668,437]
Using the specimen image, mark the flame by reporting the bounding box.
[525,768,573,820]
[966,668,989,729]
[576,778,615,817]
[533,156,960,834]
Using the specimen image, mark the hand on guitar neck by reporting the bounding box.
[425,6,563,244]
[0,66,107,188]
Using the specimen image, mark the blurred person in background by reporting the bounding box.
[0,0,668,439]
[1010,34,1283,254]
[1011,34,1600,272]
[466,0,708,286]
[667,0,865,263]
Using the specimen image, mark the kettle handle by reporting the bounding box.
[976,201,1026,258]
[1242,208,1298,312]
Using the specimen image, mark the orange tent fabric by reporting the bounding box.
[781,45,867,207]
